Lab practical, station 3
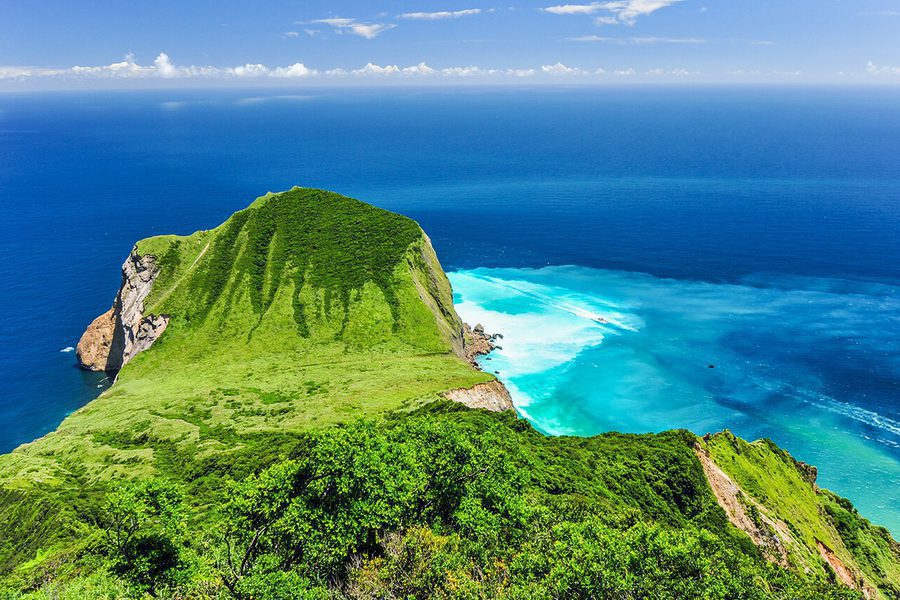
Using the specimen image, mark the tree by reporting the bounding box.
[99,479,188,594]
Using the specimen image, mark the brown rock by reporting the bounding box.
[75,248,169,373]
[694,444,791,566]
[442,380,514,412]
[76,307,116,371]
[463,322,495,367]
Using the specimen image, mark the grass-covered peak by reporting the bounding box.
[138,187,444,347]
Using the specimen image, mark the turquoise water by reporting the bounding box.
[450,267,900,532]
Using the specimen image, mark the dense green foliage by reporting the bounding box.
[0,405,869,599]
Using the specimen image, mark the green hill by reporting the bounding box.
[2,188,490,486]
[0,188,897,599]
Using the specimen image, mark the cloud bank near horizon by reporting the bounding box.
[1,53,896,87]
[0,52,695,83]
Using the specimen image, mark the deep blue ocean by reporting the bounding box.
[1,87,898,532]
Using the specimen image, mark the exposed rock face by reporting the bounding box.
[442,380,514,412]
[444,321,515,412]
[75,308,117,371]
[463,323,495,366]
[76,249,169,372]
[694,444,791,566]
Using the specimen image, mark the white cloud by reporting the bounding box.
[403,62,436,74]
[0,66,38,79]
[71,55,153,77]
[310,17,396,39]
[313,17,355,27]
[272,63,317,78]
[230,63,272,77]
[866,61,900,75]
[441,65,499,76]
[1,53,320,81]
[542,3,603,15]
[283,31,300,38]
[399,8,483,20]
[542,0,682,25]
[541,62,587,75]
[0,53,712,85]
[348,62,498,77]
[646,67,698,76]
[349,23,396,39]
[604,0,683,24]
[349,62,438,76]
[154,52,178,78]
[352,63,402,75]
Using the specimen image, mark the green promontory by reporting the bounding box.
[0,188,897,599]
[2,188,491,486]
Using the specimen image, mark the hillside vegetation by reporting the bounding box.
[0,188,897,599]
[0,188,489,486]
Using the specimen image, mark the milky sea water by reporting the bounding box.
[1,87,898,532]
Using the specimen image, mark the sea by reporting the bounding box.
[1,86,898,533]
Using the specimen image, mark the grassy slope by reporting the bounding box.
[704,432,900,597]
[0,188,490,487]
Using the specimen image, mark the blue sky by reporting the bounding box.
[2,0,899,87]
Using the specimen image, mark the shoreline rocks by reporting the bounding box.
[76,248,169,373]
[75,308,117,372]
[463,322,498,367]
[450,323,515,412]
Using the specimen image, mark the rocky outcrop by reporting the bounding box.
[442,380,514,412]
[445,321,515,411]
[76,249,168,372]
[75,308,117,371]
[694,444,791,566]
[816,541,876,599]
[463,323,499,367]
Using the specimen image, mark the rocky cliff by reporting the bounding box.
[76,250,169,372]
[442,380,514,412]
